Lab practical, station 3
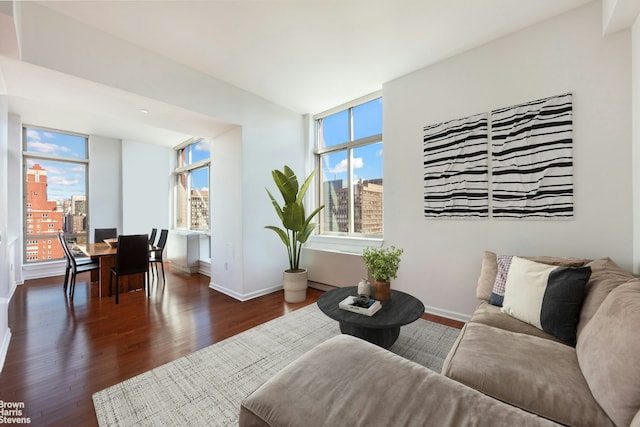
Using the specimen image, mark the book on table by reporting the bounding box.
[338,296,382,316]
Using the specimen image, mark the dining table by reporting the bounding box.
[77,242,145,298]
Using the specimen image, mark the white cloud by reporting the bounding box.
[27,141,58,154]
[26,129,41,141]
[49,176,79,186]
[329,157,364,174]
[194,140,210,152]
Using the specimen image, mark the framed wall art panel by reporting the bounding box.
[423,113,489,219]
[491,93,573,219]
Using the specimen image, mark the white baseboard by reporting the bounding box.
[198,260,211,277]
[0,327,11,373]
[22,260,66,280]
[208,282,282,302]
[423,304,471,323]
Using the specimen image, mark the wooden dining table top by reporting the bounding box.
[78,242,161,257]
[78,243,117,257]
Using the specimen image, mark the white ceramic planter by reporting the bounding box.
[283,269,308,303]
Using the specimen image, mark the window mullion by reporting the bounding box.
[348,107,355,234]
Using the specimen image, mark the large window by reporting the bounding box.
[175,138,210,232]
[23,126,89,263]
[315,95,383,237]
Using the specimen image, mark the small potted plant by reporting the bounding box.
[265,165,324,303]
[361,246,404,301]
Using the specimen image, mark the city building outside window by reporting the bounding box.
[23,126,89,263]
[174,138,210,232]
[314,95,383,237]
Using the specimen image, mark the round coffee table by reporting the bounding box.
[317,286,425,348]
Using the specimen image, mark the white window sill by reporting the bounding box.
[304,235,384,255]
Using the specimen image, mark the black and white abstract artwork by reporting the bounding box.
[423,113,489,218]
[491,93,573,219]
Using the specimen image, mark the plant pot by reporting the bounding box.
[283,269,308,303]
[373,279,391,301]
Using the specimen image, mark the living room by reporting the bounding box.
[1,0,640,425]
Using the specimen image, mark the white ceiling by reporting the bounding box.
[1,0,621,146]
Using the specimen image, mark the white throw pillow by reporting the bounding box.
[500,256,592,346]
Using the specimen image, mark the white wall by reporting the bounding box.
[209,127,245,297]
[121,140,171,235]
[632,14,640,273]
[7,114,21,286]
[89,135,122,240]
[0,88,11,370]
[383,2,632,320]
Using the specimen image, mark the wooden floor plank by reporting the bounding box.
[0,266,462,426]
[0,268,321,426]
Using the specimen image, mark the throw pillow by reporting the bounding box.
[576,280,640,427]
[488,255,513,307]
[501,256,592,346]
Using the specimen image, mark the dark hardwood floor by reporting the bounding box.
[0,267,463,426]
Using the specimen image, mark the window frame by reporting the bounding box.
[22,125,89,264]
[173,137,211,233]
[313,92,383,241]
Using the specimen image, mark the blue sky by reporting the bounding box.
[24,128,87,203]
[320,98,383,183]
[187,139,210,191]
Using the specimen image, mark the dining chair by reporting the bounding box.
[149,229,168,282]
[149,228,158,247]
[109,234,150,304]
[58,232,100,299]
[94,227,118,243]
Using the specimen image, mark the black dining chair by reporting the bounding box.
[149,229,168,282]
[148,228,158,247]
[58,232,100,299]
[94,227,118,243]
[109,234,150,304]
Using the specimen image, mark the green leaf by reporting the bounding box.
[297,222,317,243]
[273,167,298,204]
[265,226,290,247]
[282,202,305,231]
[296,170,315,204]
[265,188,284,222]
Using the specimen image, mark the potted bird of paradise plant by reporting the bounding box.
[265,165,324,302]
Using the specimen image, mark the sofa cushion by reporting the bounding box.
[476,251,498,301]
[240,334,561,427]
[471,301,563,343]
[577,280,640,427]
[576,257,635,339]
[442,322,614,427]
[500,257,592,346]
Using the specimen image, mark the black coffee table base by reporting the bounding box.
[318,286,425,350]
[339,322,400,349]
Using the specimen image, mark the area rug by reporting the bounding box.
[93,303,460,426]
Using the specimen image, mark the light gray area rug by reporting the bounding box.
[93,303,460,426]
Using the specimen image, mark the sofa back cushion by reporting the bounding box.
[476,251,498,301]
[576,257,635,339]
[577,280,640,427]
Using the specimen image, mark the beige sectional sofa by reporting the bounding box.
[239,254,640,427]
